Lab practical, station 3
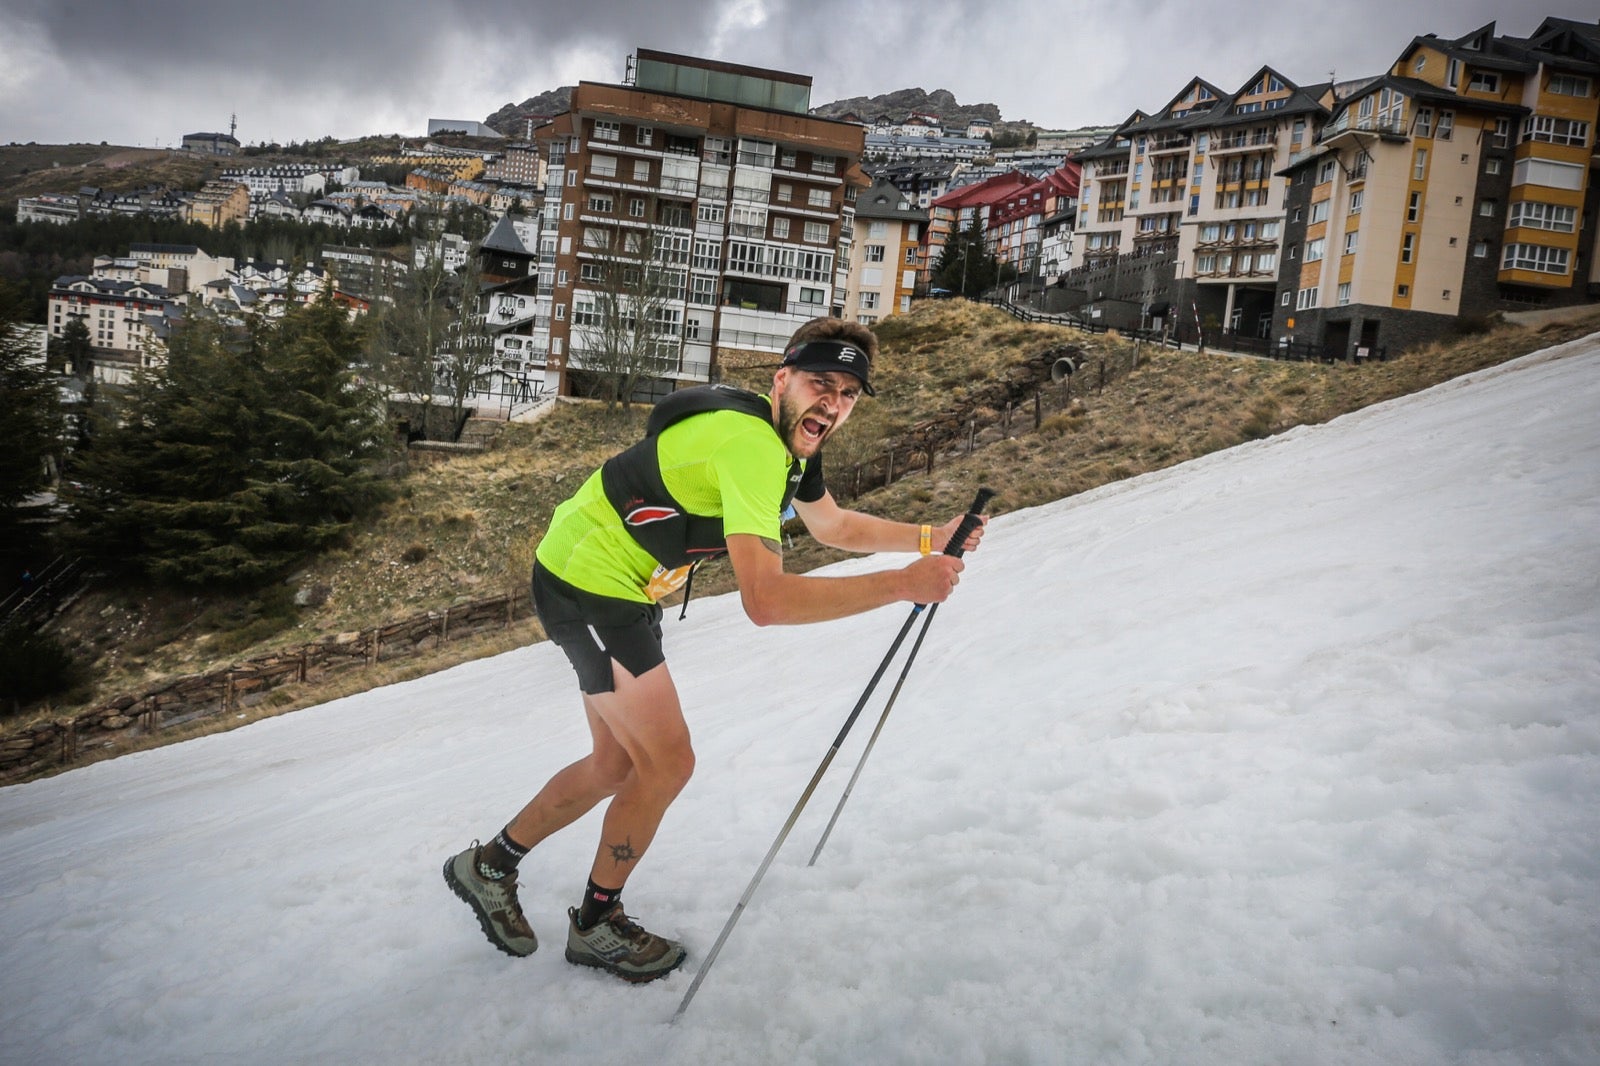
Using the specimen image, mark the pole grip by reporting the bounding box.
[940,487,994,559]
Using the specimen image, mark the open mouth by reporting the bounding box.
[800,416,830,444]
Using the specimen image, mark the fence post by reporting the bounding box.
[1034,392,1042,429]
[967,419,976,454]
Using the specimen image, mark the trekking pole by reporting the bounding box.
[808,489,993,867]
[673,488,993,1020]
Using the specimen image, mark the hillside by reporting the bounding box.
[25,302,1600,759]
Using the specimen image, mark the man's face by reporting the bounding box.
[774,367,862,457]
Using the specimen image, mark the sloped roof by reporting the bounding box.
[480,213,533,256]
[853,177,928,222]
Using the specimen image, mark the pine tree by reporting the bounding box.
[0,282,64,565]
[64,300,393,588]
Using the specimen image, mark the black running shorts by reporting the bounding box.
[531,561,665,694]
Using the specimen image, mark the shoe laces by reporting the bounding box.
[605,907,650,944]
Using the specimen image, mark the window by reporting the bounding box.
[864,244,885,263]
[692,239,720,271]
[1397,284,1409,297]
[704,136,732,164]
[690,276,716,305]
[1200,223,1221,242]
[1401,233,1415,263]
[905,247,918,264]
[805,187,830,209]
[697,201,725,225]
[594,119,619,142]
[811,154,838,174]
[780,150,797,168]
[799,286,825,305]
[1337,282,1351,305]
[1280,291,1292,307]
[1512,158,1585,190]
[1413,148,1428,180]
[1349,190,1364,215]
[1549,74,1592,97]
[592,154,618,178]
[776,183,793,202]
[1493,118,1511,148]
[1416,107,1433,137]
[1262,221,1280,239]
[1447,58,1461,89]
[1478,198,1496,217]
[636,126,653,146]
[579,262,603,283]
[1305,237,1325,262]
[1523,115,1590,146]
[562,202,574,220]
[1310,200,1330,223]
[1197,253,1216,273]
[1407,192,1422,222]
[1344,231,1359,255]
[1437,111,1453,141]
[1296,286,1317,309]
[1508,201,1578,232]
[859,291,879,309]
[1318,159,1337,184]
[1193,161,1204,180]
[803,221,830,244]
[1468,71,1500,92]
[868,221,888,239]
[771,216,790,239]
[629,197,645,218]
[1258,252,1277,272]
[633,160,651,182]
[1413,55,1426,73]
[1502,243,1570,274]
[1473,241,1488,258]
[738,138,776,168]
[587,194,613,213]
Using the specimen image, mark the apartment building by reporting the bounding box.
[925,170,1035,281]
[1274,17,1600,358]
[183,181,250,228]
[485,142,543,186]
[531,48,865,399]
[47,276,180,385]
[844,178,927,323]
[1064,68,1332,334]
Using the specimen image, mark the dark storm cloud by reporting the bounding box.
[2,0,1596,146]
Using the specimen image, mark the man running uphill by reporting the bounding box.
[444,317,984,982]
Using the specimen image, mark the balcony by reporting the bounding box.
[1148,135,1191,155]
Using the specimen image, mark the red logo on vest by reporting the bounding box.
[625,505,680,526]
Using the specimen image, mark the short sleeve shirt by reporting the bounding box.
[535,402,823,602]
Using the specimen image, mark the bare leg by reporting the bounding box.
[504,695,632,847]
[582,660,695,888]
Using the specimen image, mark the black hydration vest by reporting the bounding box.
[600,385,805,569]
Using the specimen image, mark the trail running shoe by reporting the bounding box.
[564,903,686,983]
[442,843,538,957]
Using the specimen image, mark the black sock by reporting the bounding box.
[576,879,622,930]
[476,827,530,882]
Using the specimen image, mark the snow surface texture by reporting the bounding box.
[3,337,1598,1066]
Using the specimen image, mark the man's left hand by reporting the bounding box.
[934,512,987,555]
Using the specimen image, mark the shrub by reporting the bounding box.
[0,630,89,716]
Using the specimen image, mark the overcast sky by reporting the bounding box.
[1,1,1593,148]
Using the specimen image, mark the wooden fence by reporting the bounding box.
[1,588,534,783]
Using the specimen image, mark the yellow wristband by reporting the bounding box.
[919,524,933,556]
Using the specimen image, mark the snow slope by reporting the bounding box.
[2,336,1597,1066]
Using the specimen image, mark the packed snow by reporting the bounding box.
[2,336,1598,1066]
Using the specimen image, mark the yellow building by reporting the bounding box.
[183,181,250,228]
[1274,17,1600,359]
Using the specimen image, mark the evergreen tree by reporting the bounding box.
[0,281,63,564]
[932,219,1000,298]
[64,301,393,587]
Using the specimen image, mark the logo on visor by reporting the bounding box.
[837,347,860,364]
[625,505,680,526]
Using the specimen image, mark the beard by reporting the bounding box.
[776,390,834,458]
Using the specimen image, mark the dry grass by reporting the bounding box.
[34,301,1600,729]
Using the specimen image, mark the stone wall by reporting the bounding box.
[1,589,534,784]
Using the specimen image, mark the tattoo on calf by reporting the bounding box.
[608,837,639,868]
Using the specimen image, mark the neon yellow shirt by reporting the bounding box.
[535,405,800,602]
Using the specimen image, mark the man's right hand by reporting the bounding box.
[901,554,965,605]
